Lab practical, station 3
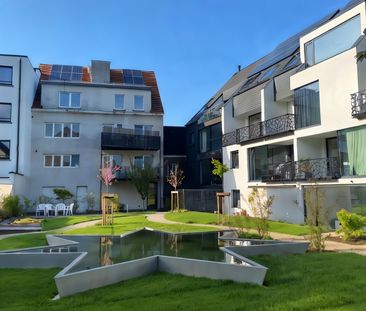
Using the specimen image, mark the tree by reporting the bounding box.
[304,184,329,252]
[248,187,274,239]
[128,164,156,210]
[167,165,185,191]
[211,158,228,180]
[98,163,121,193]
[53,188,73,203]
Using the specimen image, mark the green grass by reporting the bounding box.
[165,211,311,236]
[0,252,365,310]
[0,233,47,251]
[61,215,217,235]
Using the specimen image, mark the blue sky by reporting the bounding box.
[0,0,350,125]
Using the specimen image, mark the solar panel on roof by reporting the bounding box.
[123,69,144,85]
[50,65,83,81]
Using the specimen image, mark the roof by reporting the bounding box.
[33,63,164,114]
[186,0,364,126]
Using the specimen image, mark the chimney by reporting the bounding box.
[238,65,241,72]
[91,60,111,83]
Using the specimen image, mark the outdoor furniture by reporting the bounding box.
[45,204,55,217]
[55,203,66,216]
[36,204,47,217]
[65,203,74,216]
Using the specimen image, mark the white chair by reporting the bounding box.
[55,203,66,216]
[65,203,74,216]
[36,204,46,217]
[45,204,55,217]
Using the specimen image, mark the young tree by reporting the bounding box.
[211,158,228,180]
[98,164,121,193]
[304,184,328,252]
[248,187,274,239]
[166,165,185,191]
[128,164,156,210]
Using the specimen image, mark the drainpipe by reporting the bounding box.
[15,58,22,174]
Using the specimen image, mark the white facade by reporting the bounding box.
[222,1,366,225]
[0,54,39,198]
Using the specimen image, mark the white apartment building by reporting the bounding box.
[30,60,164,211]
[0,54,39,198]
[221,0,366,226]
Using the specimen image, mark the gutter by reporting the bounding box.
[15,58,22,174]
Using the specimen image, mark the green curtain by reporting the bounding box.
[346,126,366,176]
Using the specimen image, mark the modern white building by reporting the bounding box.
[30,60,164,211]
[0,54,39,198]
[221,0,366,226]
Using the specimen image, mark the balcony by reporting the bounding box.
[115,166,160,180]
[351,90,366,119]
[261,157,341,182]
[101,127,161,150]
[222,114,295,147]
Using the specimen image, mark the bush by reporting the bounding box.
[53,188,73,203]
[2,195,22,217]
[336,209,366,241]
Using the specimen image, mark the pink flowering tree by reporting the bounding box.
[98,163,121,193]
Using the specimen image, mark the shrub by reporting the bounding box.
[2,195,22,217]
[53,188,73,203]
[336,209,366,241]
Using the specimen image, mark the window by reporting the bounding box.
[134,125,153,135]
[103,154,122,168]
[232,190,240,208]
[0,140,10,159]
[45,123,80,138]
[294,81,320,129]
[115,95,125,110]
[59,92,81,108]
[0,103,11,122]
[231,150,239,169]
[190,132,195,145]
[0,66,12,85]
[305,15,361,67]
[259,66,277,81]
[241,73,260,89]
[134,95,144,110]
[283,54,300,70]
[200,129,208,153]
[44,154,79,167]
[134,155,153,168]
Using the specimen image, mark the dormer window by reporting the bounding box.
[59,92,81,108]
[305,15,361,67]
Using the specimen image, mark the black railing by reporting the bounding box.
[222,114,295,147]
[101,127,160,150]
[115,166,160,180]
[351,90,366,119]
[261,157,341,182]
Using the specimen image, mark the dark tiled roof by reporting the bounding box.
[33,64,164,113]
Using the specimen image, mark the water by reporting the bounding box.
[63,230,231,272]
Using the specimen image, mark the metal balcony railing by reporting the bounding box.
[101,127,161,150]
[222,114,295,147]
[114,166,160,180]
[351,90,366,119]
[261,157,341,182]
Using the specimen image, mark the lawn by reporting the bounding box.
[0,252,365,310]
[0,214,217,251]
[165,211,311,236]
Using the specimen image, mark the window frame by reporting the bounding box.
[0,140,10,160]
[43,154,80,168]
[0,66,13,85]
[232,189,240,208]
[0,103,12,123]
[133,95,144,111]
[114,94,125,110]
[59,92,81,109]
[231,150,239,169]
[44,123,80,138]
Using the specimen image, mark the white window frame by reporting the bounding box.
[44,123,80,138]
[59,92,81,109]
[44,154,80,168]
[134,95,144,111]
[114,94,125,110]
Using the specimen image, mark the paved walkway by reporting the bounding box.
[147,212,366,255]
